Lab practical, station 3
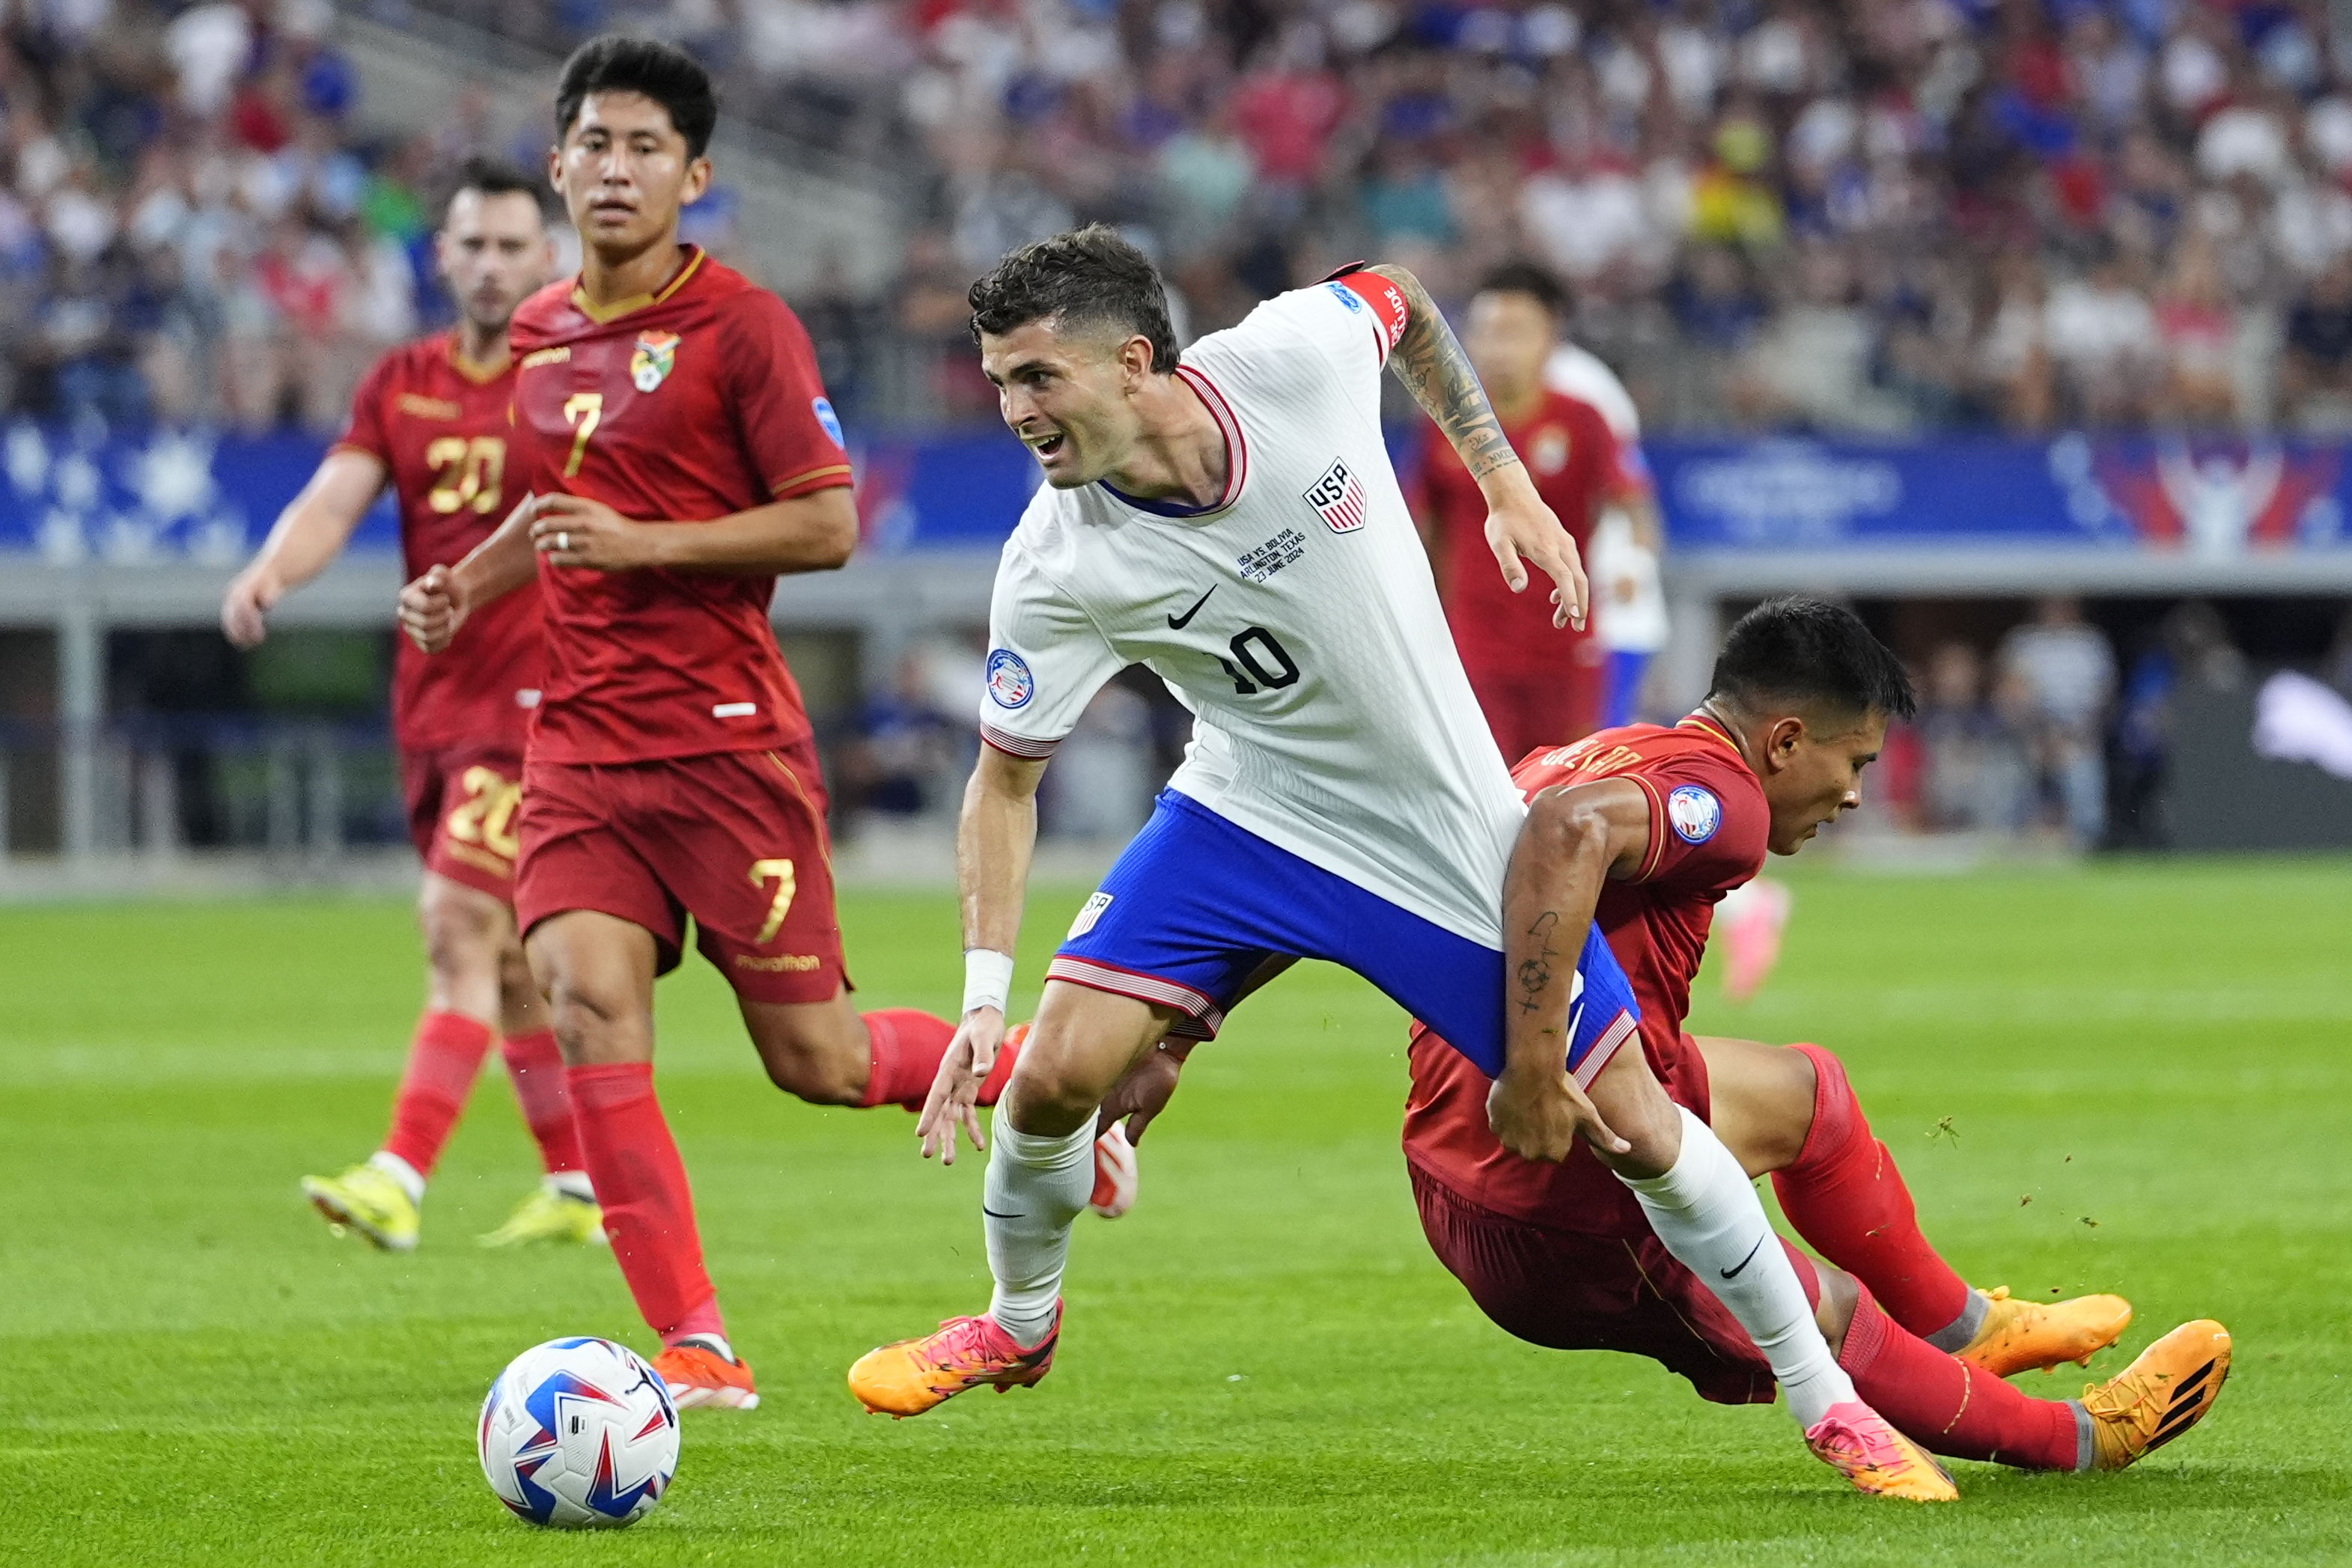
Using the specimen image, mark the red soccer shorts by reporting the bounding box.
[1460,641,1608,765]
[514,740,848,1004]
[1409,1162,1778,1406]
[400,741,525,903]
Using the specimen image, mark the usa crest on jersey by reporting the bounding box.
[630,331,679,392]
[1303,457,1367,534]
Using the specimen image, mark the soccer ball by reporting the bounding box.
[478,1337,680,1528]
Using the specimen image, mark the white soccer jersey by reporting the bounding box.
[980,278,1526,948]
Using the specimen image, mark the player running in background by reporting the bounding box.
[395,37,1017,1410]
[1544,308,1794,999]
[847,230,1920,1485]
[1413,263,1630,757]
[222,159,598,1254]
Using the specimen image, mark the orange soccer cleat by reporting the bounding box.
[1955,1286,2134,1379]
[2081,1320,2231,1470]
[652,1343,760,1411]
[847,1305,1060,1418]
[1804,1400,1960,1502]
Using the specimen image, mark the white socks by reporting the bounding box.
[984,1111,1097,1348]
[1619,1106,1856,1430]
[368,1150,425,1204]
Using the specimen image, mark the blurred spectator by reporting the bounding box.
[2281,256,2352,429]
[2111,601,2246,845]
[1999,596,2118,846]
[841,648,966,821]
[2044,250,2162,427]
[1914,641,2030,832]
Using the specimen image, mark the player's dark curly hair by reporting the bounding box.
[1475,260,1570,320]
[1709,597,1918,722]
[968,224,1179,373]
[555,35,719,161]
[439,155,549,225]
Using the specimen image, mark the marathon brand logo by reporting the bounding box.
[520,347,571,370]
[1303,459,1367,534]
[631,331,679,392]
[396,394,463,421]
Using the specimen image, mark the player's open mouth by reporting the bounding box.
[1028,433,1066,460]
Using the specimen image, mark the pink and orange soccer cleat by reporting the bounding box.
[847,1305,1060,1418]
[652,1343,759,1411]
[1955,1286,2134,1379]
[1804,1400,1960,1502]
[1090,1122,1139,1218]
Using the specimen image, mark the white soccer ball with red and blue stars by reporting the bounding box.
[478,1337,679,1528]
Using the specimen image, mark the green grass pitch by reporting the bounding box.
[3,858,2348,1564]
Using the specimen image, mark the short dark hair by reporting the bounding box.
[441,156,549,225]
[555,35,718,161]
[1475,260,1569,320]
[1709,597,1918,723]
[968,224,1179,373]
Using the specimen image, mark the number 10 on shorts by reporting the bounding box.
[749,858,796,944]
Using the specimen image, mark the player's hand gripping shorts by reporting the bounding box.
[400,741,527,902]
[513,738,847,1004]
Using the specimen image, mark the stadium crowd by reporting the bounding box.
[435,0,2352,434]
[17,1,2352,433]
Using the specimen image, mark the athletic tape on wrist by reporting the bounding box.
[963,948,1015,1017]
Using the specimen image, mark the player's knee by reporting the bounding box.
[1003,1052,1108,1137]
[418,879,500,969]
[496,945,543,1019]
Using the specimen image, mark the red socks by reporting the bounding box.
[567,1062,720,1341]
[1773,1043,1975,1344]
[499,1028,585,1175]
[857,1009,1020,1111]
[381,1010,494,1176]
[1836,1279,2083,1471]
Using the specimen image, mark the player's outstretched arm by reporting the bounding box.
[530,488,857,577]
[221,450,387,648]
[918,742,1049,1165]
[1490,778,1654,1162]
[1370,263,1588,629]
[397,492,540,654]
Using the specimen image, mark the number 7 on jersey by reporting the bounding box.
[561,392,603,478]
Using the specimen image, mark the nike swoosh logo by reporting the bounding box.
[982,1206,1023,1220]
[1167,585,1216,629]
[1719,1236,1766,1281]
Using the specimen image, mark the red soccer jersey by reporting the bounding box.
[1400,713,1771,1233]
[1413,387,1622,675]
[507,247,853,763]
[334,332,544,753]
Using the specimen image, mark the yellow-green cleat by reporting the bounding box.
[478,1183,606,1248]
[300,1162,420,1252]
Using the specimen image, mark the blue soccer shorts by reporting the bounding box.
[1049,790,1639,1082]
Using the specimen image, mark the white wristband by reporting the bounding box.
[962,948,1015,1017]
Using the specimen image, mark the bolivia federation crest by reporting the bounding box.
[630,330,679,392]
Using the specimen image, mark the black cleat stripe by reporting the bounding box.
[2151,1405,2205,1445]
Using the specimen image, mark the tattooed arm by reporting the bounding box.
[1368,263,1589,629]
[1486,776,1654,1162]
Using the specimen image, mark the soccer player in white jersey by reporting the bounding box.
[847,228,1913,1478]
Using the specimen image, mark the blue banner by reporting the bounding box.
[4,421,2348,562]
[1650,434,2351,555]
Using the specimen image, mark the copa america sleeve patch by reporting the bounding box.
[986,648,1035,709]
[811,396,846,448]
[1666,784,1722,844]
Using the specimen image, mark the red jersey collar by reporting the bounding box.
[568,245,707,326]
